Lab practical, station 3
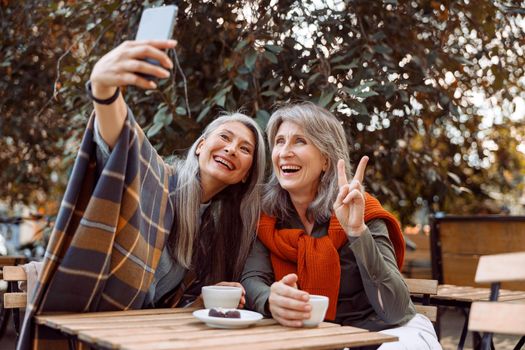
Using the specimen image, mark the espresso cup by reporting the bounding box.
[303,295,329,327]
[201,285,242,309]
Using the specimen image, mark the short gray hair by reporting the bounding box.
[263,102,352,222]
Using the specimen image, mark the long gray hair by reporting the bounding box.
[263,102,351,223]
[168,113,266,282]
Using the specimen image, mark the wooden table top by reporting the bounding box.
[36,308,398,350]
[436,284,525,302]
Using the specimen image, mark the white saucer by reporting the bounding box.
[192,309,263,329]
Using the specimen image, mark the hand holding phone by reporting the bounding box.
[90,6,178,92]
[135,5,178,80]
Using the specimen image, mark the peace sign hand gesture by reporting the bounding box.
[333,156,369,237]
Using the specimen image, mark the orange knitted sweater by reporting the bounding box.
[257,193,405,320]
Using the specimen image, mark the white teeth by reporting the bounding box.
[281,165,301,171]
[214,156,233,170]
[280,165,301,174]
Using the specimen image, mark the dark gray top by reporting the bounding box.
[241,210,416,331]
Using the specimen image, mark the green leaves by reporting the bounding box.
[176,106,187,115]
[255,109,271,130]
[264,44,283,54]
[348,100,369,116]
[263,51,278,64]
[2,0,524,229]
[307,72,322,87]
[333,59,359,71]
[244,50,258,71]
[147,105,173,138]
[197,105,211,123]
[372,45,393,55]
[234,39,249,52]
[261,90,280,97]
[212,86,231,108]
[318,90,335,108]
[234,77,248,90]
[342,81,379,99]
[147,123,164,138]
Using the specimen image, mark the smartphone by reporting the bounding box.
[135,5,178,80]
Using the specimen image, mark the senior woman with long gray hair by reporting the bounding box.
[19,39,266,350]
[242,102,441,349]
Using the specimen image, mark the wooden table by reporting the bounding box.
[435,284,525,304]
[35,308,398,350]
[426,284,525,349]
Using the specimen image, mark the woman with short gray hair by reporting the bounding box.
[242,102,441,349]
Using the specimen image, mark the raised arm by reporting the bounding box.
[89,40,176,149]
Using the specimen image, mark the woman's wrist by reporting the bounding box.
[92,83,117,99]
[86,80,120,105]
[346,224,368,237]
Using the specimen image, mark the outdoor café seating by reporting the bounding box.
[468,252,525,350]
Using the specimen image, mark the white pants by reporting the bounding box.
[377,314,442,350]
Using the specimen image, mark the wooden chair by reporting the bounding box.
[402,234,432,279]
[468,252,525,350]
[0,255,27,279]
[0,256,27,339]
[405,278,438,322]
[2,265,27,336]
[430,215,525,290]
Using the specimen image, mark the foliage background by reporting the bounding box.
[1,0,524,224]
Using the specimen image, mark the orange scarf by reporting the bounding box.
[257,193,404,320]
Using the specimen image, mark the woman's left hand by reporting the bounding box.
[215,281,246,309]
[333,156,369,237]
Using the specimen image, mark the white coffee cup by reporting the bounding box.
[303,295,329,327]
[201,286,242,309]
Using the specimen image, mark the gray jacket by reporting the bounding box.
[241,212,416,331]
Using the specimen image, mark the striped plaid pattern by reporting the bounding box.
[18,110,176,350]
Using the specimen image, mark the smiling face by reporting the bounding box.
[272,121,328,201]
[196,121,256,198]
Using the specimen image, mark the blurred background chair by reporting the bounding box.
[468,252,525,350]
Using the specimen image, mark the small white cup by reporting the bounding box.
[303,295,329,327]
[202,286,242,309]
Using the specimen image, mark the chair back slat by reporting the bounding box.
[469,301,525,335]
[431,215,525,290]
[4,292,27,309]
[405,278,438,295]
[2,266,28,309]
[405,278,438,322]
[3,266,27,281]
[475,252,525,284]
[414,305,437,322]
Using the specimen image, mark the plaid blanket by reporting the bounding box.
[18,110,175,350]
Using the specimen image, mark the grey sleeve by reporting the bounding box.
[349,219,415,324]
[241,239,274,317]
[93,117,112,167]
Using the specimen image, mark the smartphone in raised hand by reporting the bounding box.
[135,5,178,80]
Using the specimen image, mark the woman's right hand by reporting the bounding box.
[90,40,176,149]
[90,40,176,97]
[268,273,311,327]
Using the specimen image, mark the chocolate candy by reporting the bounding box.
[208,308,241,319]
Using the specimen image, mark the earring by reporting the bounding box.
[242,176,247,183]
